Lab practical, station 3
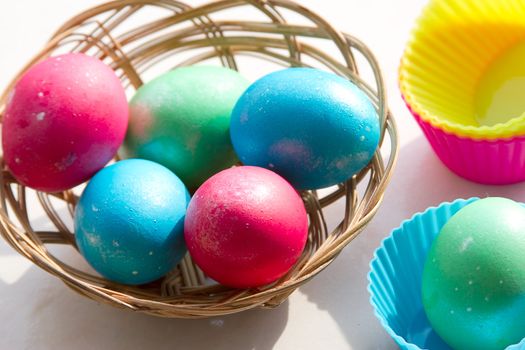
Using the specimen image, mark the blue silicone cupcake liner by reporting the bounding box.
[368,198,525,350]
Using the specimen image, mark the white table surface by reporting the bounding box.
[3,1,525,349]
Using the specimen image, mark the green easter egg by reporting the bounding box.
[422,197,525,350]
[123,66,250,191]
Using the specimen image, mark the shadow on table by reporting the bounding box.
[299,136,525,350]
[0,238,289,350]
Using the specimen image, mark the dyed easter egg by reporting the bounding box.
[184,166,308,288]
[123,66,250,192]
[230,67,380,190]
[422,197,525,350]
[75,159,190,285]
[2,53,128,192]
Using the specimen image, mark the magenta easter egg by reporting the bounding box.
[184,166,308,288]
[2,53,128,192]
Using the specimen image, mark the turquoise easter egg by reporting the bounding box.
[74,159,190,285]
[230,67,380,190]
[123,66,250,192]
[422,197,525,350]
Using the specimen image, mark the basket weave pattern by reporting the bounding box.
[0,0,397,318]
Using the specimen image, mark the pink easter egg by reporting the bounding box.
[184,166,308,288]
[2,53,128,192]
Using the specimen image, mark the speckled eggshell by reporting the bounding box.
[184,166,308,288]
[2,53,128,192]
[422,197,525,350]
[123,66,250,192]
[74,159,190,285]
[230,67,380,190]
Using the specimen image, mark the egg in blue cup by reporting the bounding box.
[368,198,525,350]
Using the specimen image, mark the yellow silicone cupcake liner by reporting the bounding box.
[400,0,525,140]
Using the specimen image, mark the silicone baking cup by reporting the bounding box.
[411,108,525,185]
[368,198,525,350]
[400,0,525,184]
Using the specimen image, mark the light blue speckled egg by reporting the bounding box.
[74,159,190,285]
[230,67,380,190]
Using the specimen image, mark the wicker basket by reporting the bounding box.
[0,0,397,318]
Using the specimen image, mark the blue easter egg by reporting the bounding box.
[230,67,380,190]
[74,159,190,285]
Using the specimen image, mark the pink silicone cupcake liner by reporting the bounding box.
[399,0,525,185]
[408,101,525,185]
